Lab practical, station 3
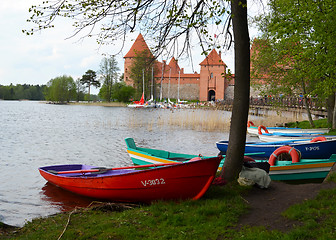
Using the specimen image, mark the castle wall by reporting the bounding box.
[156,83,200,100]
[224,85,235,100]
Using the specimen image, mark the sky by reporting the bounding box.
[0,0,266,94]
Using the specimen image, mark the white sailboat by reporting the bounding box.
[128,69,146,108]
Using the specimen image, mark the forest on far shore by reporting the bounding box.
[0,84,46,100]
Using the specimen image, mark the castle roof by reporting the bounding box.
[168,57,181,74]
[124,33,153,58]
[199,49,226,66]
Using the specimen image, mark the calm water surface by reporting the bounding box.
[1,101,256,227]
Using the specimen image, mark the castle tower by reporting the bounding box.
[199,49,227,101]
[123,33,153,86]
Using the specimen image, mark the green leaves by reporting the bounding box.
[45,75,77,103]
[253,0,336,100]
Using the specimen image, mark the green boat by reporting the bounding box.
[124,138,222,169]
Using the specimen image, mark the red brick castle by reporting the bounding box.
[124,34,234,101]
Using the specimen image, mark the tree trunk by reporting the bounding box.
[333,92,336,129]
[327,93,335,127]
[303,96,315,128]
[301,79,314,127]
[221,0,250,181]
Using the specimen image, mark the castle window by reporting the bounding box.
[210,73,213,79]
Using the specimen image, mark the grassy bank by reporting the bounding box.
[286,118,330,129]
[286,118,336,135]
[2,176,336,240]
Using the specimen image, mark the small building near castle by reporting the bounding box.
[124,34,234,101]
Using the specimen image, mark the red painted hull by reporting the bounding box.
[39,157,221,202]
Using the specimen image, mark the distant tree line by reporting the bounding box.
[0,84,46,100]
[1,56,137,103]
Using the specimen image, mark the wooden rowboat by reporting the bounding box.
[247,126,328,136]
[258,132,336,142]
[245,146,336,181]
[257,156,336,181]
[39,156,222,203]
[246,121,328,136]
[125,137,218,164]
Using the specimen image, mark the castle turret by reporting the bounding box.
[199,49,227,101]
[124,34,153,86]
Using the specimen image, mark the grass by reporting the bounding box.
[3,175,336,239]
[286,118,331,129]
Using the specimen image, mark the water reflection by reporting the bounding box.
[40,182,94,212]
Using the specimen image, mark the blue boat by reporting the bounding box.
[216,138,336,159]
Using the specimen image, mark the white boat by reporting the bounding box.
[258,132,336,142]
[247,122,329,136]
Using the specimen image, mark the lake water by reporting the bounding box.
[1,101,260,227]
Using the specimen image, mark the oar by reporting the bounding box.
[49,162,182,175]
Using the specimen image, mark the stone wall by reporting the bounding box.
[224,85,235,100]
[155,83,200,100]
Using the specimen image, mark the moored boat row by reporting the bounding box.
[247,121,329,136]
[38,123,336,203]
[126,138,336,182]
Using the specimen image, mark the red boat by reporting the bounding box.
[38,156,222,203]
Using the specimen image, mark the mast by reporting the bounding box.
[142,69,145,99]
[178,70,180,103]
[151,67,154,100]
[159,61,165,101]
[168,68,171,101]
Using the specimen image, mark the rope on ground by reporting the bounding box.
[56,201,140,239]
[57,207,78,240]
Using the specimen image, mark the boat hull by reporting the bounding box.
[216,139,336,159]
[127,103,144,108]
[264,159,336,181]
[39,157,221,203]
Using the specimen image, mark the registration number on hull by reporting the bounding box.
[305,146,320,151]
[141,178,165,187]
